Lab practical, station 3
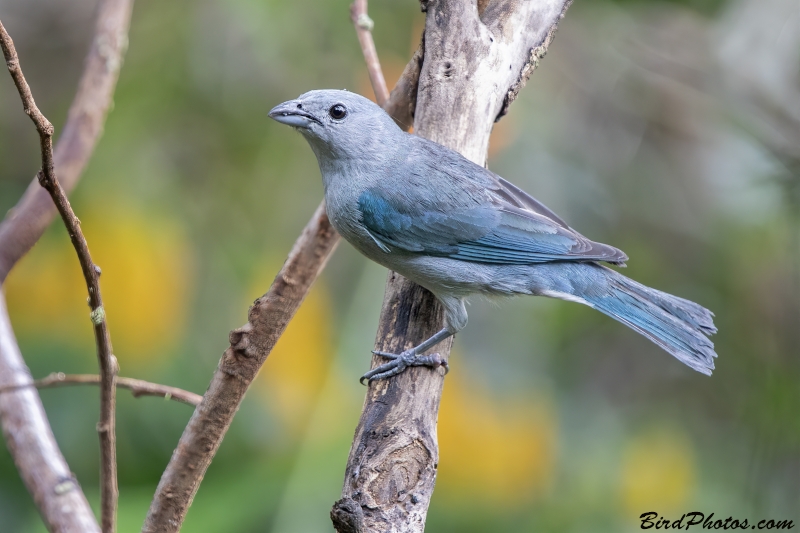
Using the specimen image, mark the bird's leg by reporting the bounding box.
[360,328,453,384]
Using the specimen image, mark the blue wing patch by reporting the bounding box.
[357,177,627,265]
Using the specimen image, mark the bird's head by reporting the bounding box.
[269,89,401,161]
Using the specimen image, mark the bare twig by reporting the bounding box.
[0,373,202,407]
[142,57,419,533]
[0,294,101,533]
[332,1,573,531]
[1,18,122,533]
[351,0,390,107]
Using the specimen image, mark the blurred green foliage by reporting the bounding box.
[1,0,799,531]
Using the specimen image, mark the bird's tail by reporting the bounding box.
[542,264,718,375]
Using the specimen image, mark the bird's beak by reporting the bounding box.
[268,100,320,129]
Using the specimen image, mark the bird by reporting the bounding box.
[269,89,717,383]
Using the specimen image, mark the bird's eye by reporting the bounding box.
[329,104,347,120]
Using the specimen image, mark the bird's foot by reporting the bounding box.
[359,349,449,385]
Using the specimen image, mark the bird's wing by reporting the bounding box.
[356,137,628,265]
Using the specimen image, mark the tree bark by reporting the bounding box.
[0,294,101,533]
[332,1,572,532]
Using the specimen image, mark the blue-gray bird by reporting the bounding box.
[269,90,717,383]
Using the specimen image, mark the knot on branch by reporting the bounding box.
[222,323,262,381]
[228,323,253,356]
[248,296,266,322]
[35,169,52,189]
[95,34,123,74]
[53,476,77,496]
[331,497,365,533]
[356,13,374,31]
[90,306,106,325]
[366,440,431,506]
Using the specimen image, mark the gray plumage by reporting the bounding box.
[269,90,717,381]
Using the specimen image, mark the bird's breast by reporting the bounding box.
[322,172,384,256]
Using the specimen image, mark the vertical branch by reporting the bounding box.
[332,1,573,531]
[42,172,120,533]
[382,40,424,130]
[351,0,390,107]
[0,16,124,533]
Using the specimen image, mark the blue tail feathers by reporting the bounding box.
[561,264,718,375]
[587,267,717,376]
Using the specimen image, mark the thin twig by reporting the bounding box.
[0,373,202,407]
[0,19,120,533]
[351,0,390,107]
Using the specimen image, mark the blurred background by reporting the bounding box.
[1,0,798,531]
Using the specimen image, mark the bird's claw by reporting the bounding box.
[370,350,399,360]
[360,350,448,385]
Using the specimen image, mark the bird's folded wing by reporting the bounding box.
[357,165,628,265]
[452,204,626,264]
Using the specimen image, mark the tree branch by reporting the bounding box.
[0,10,130,531]
[351,0,423,132]
[0,294,101,533]
[142,33,420,533]
[0,2,131,531]
[351,0,390,107]
[332,1,573,531]
[142,203,340,533]
[0,373,202,407]
[413,0,572,162]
